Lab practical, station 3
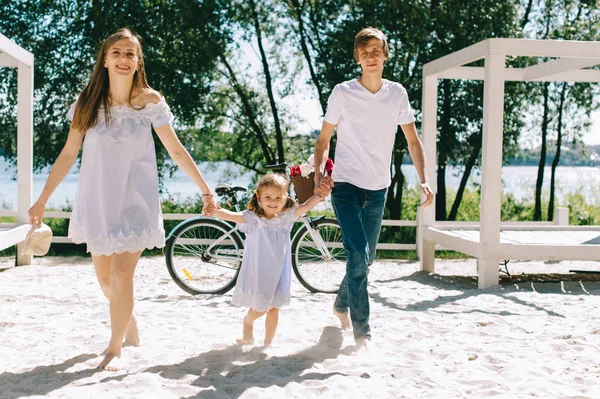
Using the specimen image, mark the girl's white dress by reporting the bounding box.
[66,100,174,256]
[232,208,298,312]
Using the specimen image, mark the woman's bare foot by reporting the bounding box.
[235,316,255,345]
[333,309,351,330]
[124,314,140,347]
[97,351,120,371]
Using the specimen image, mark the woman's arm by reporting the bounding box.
[28,127,85,223]
[212,208,245,224]
[154,123,218,213]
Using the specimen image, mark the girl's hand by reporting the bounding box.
[315,176,333,199]
[28,200,46,225]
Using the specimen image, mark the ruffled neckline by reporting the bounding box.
[252,207,297,228]
[99,100,170,121]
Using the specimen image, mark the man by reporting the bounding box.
[314,27,434,347]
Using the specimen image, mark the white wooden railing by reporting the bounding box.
[0,207,570,253]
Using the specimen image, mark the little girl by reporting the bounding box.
[212,173,332,346]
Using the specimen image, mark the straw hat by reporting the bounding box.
[20,222,53,256]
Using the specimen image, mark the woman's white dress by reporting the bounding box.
[66,100,173,256]
[232,208,297,312]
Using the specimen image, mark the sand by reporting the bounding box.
[1,256,599,398]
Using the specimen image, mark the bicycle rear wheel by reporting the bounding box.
[165,218,243,295]
[291,218,346,293]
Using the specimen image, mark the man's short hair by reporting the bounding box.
[353,27,389,62]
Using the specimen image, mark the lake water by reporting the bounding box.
[0,157,598,209]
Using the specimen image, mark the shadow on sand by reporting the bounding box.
[90,326,364,398]
[0,353,98,399]
[370,269,600,318]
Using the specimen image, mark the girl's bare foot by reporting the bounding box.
[333,309,351,330]
[124,314,140,347]
[235,316,255,345]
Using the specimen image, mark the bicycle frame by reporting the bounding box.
[166,216,244,264]
[292,216,336,260]
[168,215,336,265]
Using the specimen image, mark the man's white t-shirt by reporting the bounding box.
[323,79,415,190]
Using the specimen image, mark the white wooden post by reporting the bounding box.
[418,74,438,271]
[16,60,33,265]
[555,207,569,226]
[478,49,506,289]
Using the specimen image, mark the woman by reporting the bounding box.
[28,28,217,370]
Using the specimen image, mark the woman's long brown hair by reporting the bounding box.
[71,28,151,133]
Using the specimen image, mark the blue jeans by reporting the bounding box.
[332,182,387,341]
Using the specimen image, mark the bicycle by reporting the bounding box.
[164,181,346,295]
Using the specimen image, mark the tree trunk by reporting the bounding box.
[548,82,567,221]
[248,0,285,163]
[521,0,534,29]
[448,133,481,221]
[289,0,326,113]
[534,82,550,221]
[220,56,276,165]
[436,81,452,221]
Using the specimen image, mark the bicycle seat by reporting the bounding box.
[215,184,247,197]
[265,163,288,175]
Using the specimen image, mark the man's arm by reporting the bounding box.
[400,122,434,207]
[313,121,336,195]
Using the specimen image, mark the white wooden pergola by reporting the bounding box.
[0,33,34,265]
[418,38,600,289]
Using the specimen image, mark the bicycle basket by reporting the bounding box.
[291,173,315,204]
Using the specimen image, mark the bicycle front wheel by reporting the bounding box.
[291,218,346,293]
[165,218,244,295]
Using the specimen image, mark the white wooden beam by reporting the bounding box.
[487,243,600,261]
[418,74,438,270]
[480,53,506,251]
[16,61,34,266]
[0,224,30,251]
[492,38,600,59]
[540,69,600,82]
[522,57,600,81]
[0,33,33,66]
[477,52,506,288]
[0,52,18,67]
[438,66,600,82]
[422,227,480,257]
[423,40,488,77]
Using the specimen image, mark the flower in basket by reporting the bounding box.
[289,155,334,177]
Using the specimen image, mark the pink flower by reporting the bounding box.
[289,165,302,177]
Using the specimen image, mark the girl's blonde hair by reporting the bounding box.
[248,174,296,217]
[71,28,152,133]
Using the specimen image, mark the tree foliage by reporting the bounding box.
[0,0,598,221]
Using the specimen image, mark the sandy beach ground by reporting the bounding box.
[1,256,600,399]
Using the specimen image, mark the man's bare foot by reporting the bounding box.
[354,336,370,353]
[235,316,255,345]
[97,352,120,371]
[124,314,140,347]
[333,308,351,330]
